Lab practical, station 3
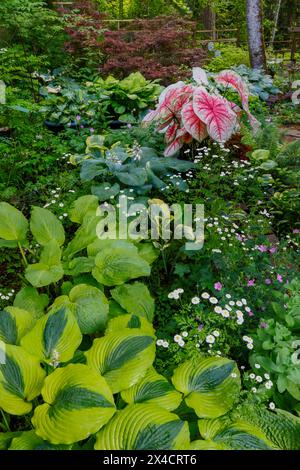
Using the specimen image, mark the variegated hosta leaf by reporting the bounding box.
[92,241,151,286]
[0,343,46,415]
[121,367,182,411]
[0,307,36,345]
[172,357,241,418]
[190,416,277,450]
[110,282,155,322]
[0,432,22,450]
[49,284,109,334]
[94,403,190,450]
[106,314,155,336]
[21,307,82,365]
[86,330,156,393]
[32,364,116,445]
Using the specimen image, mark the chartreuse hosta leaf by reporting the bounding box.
[0,343,46,415]
[190,416,277,450]
[69,195,99,224]
[106,314,155,336]
[49,284,109,334]
[95,403,190,450]
[32,364,116,445]
[0,307,36,345]
[25,240,64,288]
[30,206,65,246]
[21,307,82,365]
[110,283,155,322]
[121,367,182,411]
[14,287,49,319]
[92,240,151,286]
[172,357,241,419]
[86,330,156,393]
[0,202,28,245]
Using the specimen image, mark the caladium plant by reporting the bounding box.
[143,67,260,157]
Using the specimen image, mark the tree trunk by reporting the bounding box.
[246,0,267,70]
[202,5,216,39]
[270,0,282,49]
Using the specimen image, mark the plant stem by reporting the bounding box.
[18,242,28,266]
[0,409,10,432]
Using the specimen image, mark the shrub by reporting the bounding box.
[206,44,250,73]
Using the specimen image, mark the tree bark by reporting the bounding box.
[246,0,267,70]
[270,0,282,49]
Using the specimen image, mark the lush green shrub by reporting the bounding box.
[206,44,250,73]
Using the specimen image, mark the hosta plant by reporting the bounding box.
[143,67,261,157]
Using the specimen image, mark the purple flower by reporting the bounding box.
[277,274,283,283]
[198,324,204,331]
[214,282,223,291]
[127,123,132,129]
[258,244,268,252]
[269,246,277,254]
[76,115,81,121]
[89,127,95,133]
[293,229,300,234]
[247,279,256,287]
[248,311,254,317]
[260,322,268,329]
[265,278,272,285]
[80,125,84,129]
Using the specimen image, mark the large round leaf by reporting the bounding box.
[121,367,182,411]
[110,283,155,322]
[32,364,116,445]
[49,284,109,334]
[172,357,241,419]
[69,195,99,224]
[0,307,36,345]
[0,343,46,415]
[85,330,156,393]
[106,314,155,336]
[92,241,151,286]
[21,307,82,365]
[0,202,28,244]
[14,287,49,319]
[95,403,190,450]
[30,206,65,246]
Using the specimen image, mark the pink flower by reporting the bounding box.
[76,115,81,121]
[258,245,268,252]
[276,274,283,283]
[89,127,95,133]
[269,246,277,254]
[260,322,268,329]
[214,282,223,291]
[236,234,243,242]
[265,279,272,285]
[293,229,300,234]
[248,311,254,317]
[247,279,256,287]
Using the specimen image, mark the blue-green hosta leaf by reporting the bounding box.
[0,307,36,345]
[86,330,156,393]
[91,183,120,202]
[21,307,82,365]
[68,195,99,224]
[190,416,277,450]
[110,283,155,322]
[172,357,241,418]
[121,367,182,411]
[14,287,49,319]
[95,404,190,450]
[30,206,65,246]
[92,241,151,286]
[0,343,46,415]
[0,202,28,244]
[106,314,155,336]
[25,240,64,288]
[32,364,116,445]
[49,284,109,335]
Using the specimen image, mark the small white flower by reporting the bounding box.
[209,297,218,304]
[214,306,223,314]
[213,330,220,337]
[255,364,261,369]
[182,331,188,338]
[247,343,254,350]
[191,296,200,305]
[236,301,243,307]
[222,309,230,318]
[251,387,257,393]
[177,288,184,294]
[229,301,235,306]
[256,376,263,383]
[237,318,244,325]
[174,335,182,343]
[201,292,210,299]
[264,373,270,380]
[206,335,215,344]
[236,310,244,318]
[156,339,164,346]
[269,402,276,410]
[231,373,237,378]
[265,380,273,389]
[162,341,169,348]
[250,373,255,379]
[178,339,185,347]
[242,298,247,305]
[245,306,251,313]
[225,294,231,299]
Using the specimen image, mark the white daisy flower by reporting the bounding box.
[206,335,215,344]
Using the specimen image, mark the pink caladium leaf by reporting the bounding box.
[164,136,183,157]
[165,122,179,144]
[192,67,209,86]
[181,101,208,142]
[141,109,159,127]
[193,87,237,143]
[215,70,260,132]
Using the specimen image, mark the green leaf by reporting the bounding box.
[137,243,159,264]
[117,168,148,187]
[14,287,49,319]
[30,207,65,246]
[63,257,95,276]
[32,364,116,445]
[86,330,155,393]
[95,404,190,450]
[25,240,64,288]
[0,343,46,415]
[0,202,28,243]
[8,431,44,450]
[92,240,151,286]
[172,357,241,419]
[91,183,120,202]
[69,195,99,224]
[21,307,82,365]
[121,367,182,411]
[0,307,36,345]
[106,314,155,336]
